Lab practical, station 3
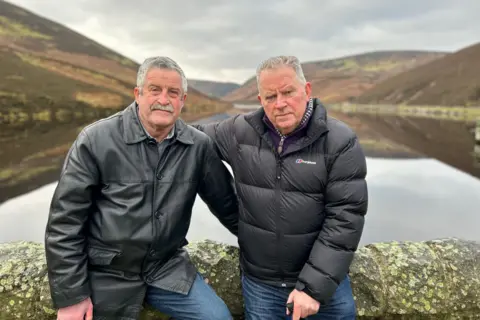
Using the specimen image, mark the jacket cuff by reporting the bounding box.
[295,281,325,305]
[50,282,91,309]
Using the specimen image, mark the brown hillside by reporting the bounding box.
[356,42,480,106]
[0,0,232,203]
[188,79,240,98]
[223,51,447,103]
[0,1,231,111]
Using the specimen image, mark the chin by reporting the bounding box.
[150,113,174,124]
[277,120,295,130]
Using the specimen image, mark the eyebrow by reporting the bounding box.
[148,84,181,91]
[265,86,294,95]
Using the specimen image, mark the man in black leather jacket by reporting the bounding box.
[44,56,239,320]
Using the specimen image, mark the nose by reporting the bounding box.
[156,91,170,105]
[274,95,287,108]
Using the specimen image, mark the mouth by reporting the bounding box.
[151,108,173,114]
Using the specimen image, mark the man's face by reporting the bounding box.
[257,66,311,135]
[134,68,186,130]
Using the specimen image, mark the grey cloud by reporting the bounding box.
[7,0,480,82]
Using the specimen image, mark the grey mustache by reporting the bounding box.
[151,104,174,112]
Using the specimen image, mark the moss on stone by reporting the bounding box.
[185,239,243,317]
[0,241,54,319]
[349,246,386,317]
[350,238,480,319]
[0,238,479,319]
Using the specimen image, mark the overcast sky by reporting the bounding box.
[8,0,480,84]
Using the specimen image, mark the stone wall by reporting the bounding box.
[1,237,479,319]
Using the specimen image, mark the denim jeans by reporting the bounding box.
[145,272,233,320]
[242,274,356,320]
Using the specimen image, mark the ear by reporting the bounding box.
[304,82,312,99]
[257,94,262,104]
[180,93,187,110]
[134,87,140,102]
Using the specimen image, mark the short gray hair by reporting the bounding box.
[256,55,307,91]
[136,56,188,94]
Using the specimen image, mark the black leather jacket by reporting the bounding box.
[44,102,239,319]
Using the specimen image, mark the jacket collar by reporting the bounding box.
[122,101,194,145]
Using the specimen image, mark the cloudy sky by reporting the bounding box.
[8,0,480,84]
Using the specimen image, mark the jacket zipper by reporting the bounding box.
[274,152,286,287]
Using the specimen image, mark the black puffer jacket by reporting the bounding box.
[45,102,238,319]
[194,98,368,305]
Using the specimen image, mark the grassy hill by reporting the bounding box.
[188,79,240,98]
[222,51,447,103]
[355,42,480,106]
[0,0,232,202]
[0,0,231,111]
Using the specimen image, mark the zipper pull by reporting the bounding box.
[277,136,285,154]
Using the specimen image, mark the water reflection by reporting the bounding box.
[0,158,479,246]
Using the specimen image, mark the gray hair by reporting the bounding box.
[136,56,188,94]
[255,55,307,91]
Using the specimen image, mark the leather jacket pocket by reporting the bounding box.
[87,246,121,266]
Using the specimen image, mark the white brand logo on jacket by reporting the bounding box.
[295,159,316,165]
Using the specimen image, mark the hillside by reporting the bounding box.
[0,0,232,202]
[188,79,240,98]
[355,42,480,106]
[223,51,447,103]
[0,1,231,111]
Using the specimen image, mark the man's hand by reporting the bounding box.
[286,289,320,320]
[57,297,93,320]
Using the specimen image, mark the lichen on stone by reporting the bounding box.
[1,238,479,319]
[184,239,243,317]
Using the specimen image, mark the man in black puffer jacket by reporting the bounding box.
[193,55,368,320]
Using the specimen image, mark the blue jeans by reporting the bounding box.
[242,274,356,320]
[145,272,232,320]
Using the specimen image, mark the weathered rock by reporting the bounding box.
[350,238,480,319]
[0,241,55,319]
[0,238,479,319]
[140,241,243,320]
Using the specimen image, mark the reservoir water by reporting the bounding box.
[1,158,479,247]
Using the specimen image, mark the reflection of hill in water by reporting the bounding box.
[1,158,479,247]
[0,111,232,204]
[1,106,478,206]
[191,113,231,125]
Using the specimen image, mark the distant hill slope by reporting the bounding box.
[188,79,240,98]
[0,0,231,203]
[223,51,447,103]
[355,42,480,106]
[0,0,231,112]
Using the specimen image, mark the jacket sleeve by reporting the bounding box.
[197,137,239,236]
[191,115,238,164]
[44,130,99,309]
[295,133,368,305]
